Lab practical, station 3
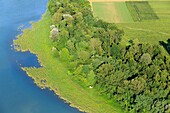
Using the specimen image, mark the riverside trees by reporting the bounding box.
[48,0,170,112]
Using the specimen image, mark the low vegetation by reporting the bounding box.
[92,2,133,23]
[149,1,170,19]
[126,1,159,21]
[117,19,170,45]
[91,0,170,45]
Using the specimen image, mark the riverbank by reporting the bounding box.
[14,12,123,113]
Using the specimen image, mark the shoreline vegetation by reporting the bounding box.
[14,12,123,113]
[14,0,170,113]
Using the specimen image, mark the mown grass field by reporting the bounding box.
[14,12,123,113]
[92,2,133,23]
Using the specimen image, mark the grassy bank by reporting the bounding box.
[14,12,123,113]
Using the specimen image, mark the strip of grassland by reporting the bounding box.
[92,2,133,23]
[14,12,123,113]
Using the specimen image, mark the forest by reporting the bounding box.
[48,0,170,112]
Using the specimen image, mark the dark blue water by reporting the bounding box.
[0,0,81,113]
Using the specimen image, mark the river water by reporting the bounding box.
[0,0,81,113]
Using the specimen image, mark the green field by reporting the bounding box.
[92,2,133,23]
[117,19,170,46]
[126,1,159,21]
[149,1,170,19]
[117,1,170,45]
[92,0,170,48]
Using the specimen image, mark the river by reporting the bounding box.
[0,0,81,113]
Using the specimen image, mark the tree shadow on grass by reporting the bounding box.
[159,39,170,54]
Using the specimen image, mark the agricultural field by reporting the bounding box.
[126,1,159,21]
[117,0,170,45]
[92,1,133,23]
[149,1,170,19]
[91,0,170,22]
[117,19,170,45]
[90,0,170,52]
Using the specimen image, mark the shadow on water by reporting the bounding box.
[159,39,170,54]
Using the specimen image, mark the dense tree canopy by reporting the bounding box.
[48,0,170,112]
